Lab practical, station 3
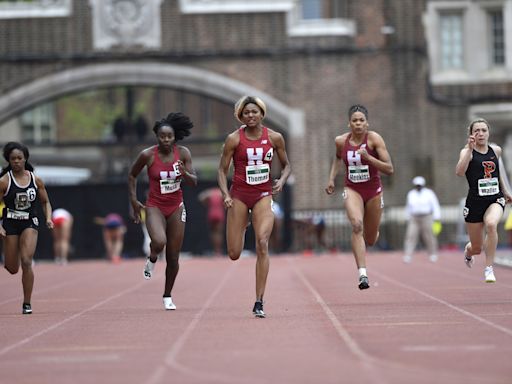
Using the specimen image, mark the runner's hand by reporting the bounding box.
[467,135,476,150]
[325,181,335,195]
[223,195,233,209]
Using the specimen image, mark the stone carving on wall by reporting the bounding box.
[89,0,162,50]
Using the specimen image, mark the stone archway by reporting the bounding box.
[0,62,304,138]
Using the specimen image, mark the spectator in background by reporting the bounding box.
[113,116,128,142]
[311,213,327,252]
[403,176,441,263]
[198,187,225,256]
[51,208,73,265]
[94,213,126,263]
[135,114,149,141]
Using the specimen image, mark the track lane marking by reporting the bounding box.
[0,277,154,356]
[372,270,512,337]
[288,257,385,384]
[146,262,261,384]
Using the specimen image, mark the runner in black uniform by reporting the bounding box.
[455,119,512,283]
[0,142,53,314]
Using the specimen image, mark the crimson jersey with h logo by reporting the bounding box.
[146,145,183,212]
[340,132,382,194]
[232,126,273,195]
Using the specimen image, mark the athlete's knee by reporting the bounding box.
[150,239,166,254]
[350,220,364,235]
[20,257,33,270]
[484,222,498,235]
[4,264,19,275]
[256,236,270,252]
[227,247,241,261]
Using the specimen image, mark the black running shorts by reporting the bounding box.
[464,195,505,223]
[2,217,39,235]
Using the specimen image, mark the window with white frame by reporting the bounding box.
[0,0,71,19]
[300,0,348,20]
[179,0,355,37]
[439,12,464,70]
[488,8,505,66]
[425,0,512,85]
[21,104,55,144]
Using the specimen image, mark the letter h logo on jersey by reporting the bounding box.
[160,168,178,180]
[347,151,361,166]
[246,148,264,165]
[347,144,366,166]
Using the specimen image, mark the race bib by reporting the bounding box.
[6,208,29,220]
[160,179,181,194]
[245,163,270,185]
[478,177,499,196]
[348,165,370,183]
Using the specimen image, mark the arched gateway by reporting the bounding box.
[0,62,305,138]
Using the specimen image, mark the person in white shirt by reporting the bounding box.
[403,176,441,263]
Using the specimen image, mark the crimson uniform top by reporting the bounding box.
[146,145,183,211]
[339,133,382,195]
[231,126,274,195]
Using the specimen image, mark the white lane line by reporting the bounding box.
[146,262,257,384]
[372,270,512,337]
[385,251,512,288]
[289,258,385,384]
[0,270,104,306]
[34,354,120,363]
[0,278,151,356]
[402,344,495,352]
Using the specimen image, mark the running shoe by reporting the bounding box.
[429,254,438,263]
[402,255,412,263]
[163,296,176,310]
[252,301,266,318]
[484,266,496,283]
[22,303,32,315]
[358,275,370,290]
[143,257,155,280]
[464,243,474,268]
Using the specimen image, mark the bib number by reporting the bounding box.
[348,165,370,183]
[160,179,181,194]
[6,208,29,220]
[478,177,499,196]
[245,164,270,185]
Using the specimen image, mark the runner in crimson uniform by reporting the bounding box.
[146,144,184,217]
[129,113,197,311]
[341,132,383,203]
[230,125,274,208]
[198,187,226,256]
[218,96,291,318]
[0,142,53,315]
[326,105,394,290]
[456,118,512,283]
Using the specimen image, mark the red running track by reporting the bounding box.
[0,251,511,384]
